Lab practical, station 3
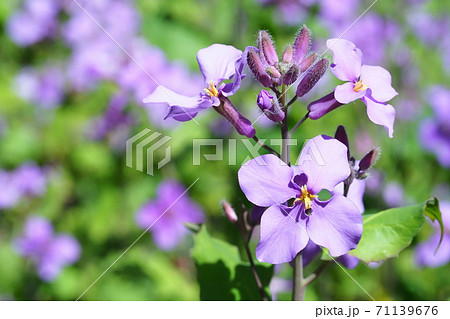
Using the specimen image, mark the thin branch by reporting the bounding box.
[285,96,298,109]
[303,261,331,287]
[253,136,280,157]
[290,112,309,135]
[237,206,269,301]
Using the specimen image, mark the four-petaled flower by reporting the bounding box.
[238,135,362,264]
[143,44,246,122]
[327,38,398,138]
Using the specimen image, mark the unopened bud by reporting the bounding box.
[299,52,317,72]
[222,200,238,223]
[282,45,293,63]
[257,90,285,122]
[282,64,299,85]
[258,30,279,66]
[296,58,329,97]
[335,125,350,160]
[266,65,281,79]
[215,96,256,138]
[307,92,343,120]
[247,48,272,87]
[293,25,311,64]
[358,148,380,172]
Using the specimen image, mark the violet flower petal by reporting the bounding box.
[238,154,296,207]
[296,135,350,194]
[197,44,243,85]
[360,65,398,102]
[363,96,396,138]
[143,86,212,121]
[307,196,362,256]
[327,38,362,82]
[334,82,366,104]
[256,205,309,264]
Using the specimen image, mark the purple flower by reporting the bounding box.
[6,0,60,46]
[143,44,246,121]
[238,135,362,264]
[257,90,285,122]
[143,44,255,137]
[415,201,450,268]
[382,182,407,208]
[13,163,47,197]
[135,180,205,251]
[14,67,65,109]
[419,87,450,165]
[14,216,81,281]
[0,171,22,210]
[89,94,134,141]
[0,163,47,210]
[326,38,398,137]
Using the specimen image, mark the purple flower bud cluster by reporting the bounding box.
[247,27,327,98]
[0,163,47,210]
[14,216,81,281]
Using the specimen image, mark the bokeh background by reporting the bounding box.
[0,0,449,300]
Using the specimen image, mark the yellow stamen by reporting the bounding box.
[204,81,219,97]
[293,185,318,210]
[353,79,368,92]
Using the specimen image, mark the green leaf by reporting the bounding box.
[350,197,443,263]
[191,226,273,300]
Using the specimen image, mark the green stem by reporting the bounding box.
[290,112,309,136]
[292,252,305,301]
[252,136,280,158]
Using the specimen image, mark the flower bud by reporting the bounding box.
[215,96,256,138]
[307,92,343,120]
[257,90,285,122]
[358,148,380,172]
[299,52,317,72]
[296,58,328,97]
[335,125,350,160]
[282,64,299,85]
[247,47,272,87]
[266,66,281,79]
[282,45,293,63]
[222,200,238,223]
[258,30,279,66]
[293,25,311,64]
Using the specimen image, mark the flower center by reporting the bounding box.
[204,81,219,97]
[293,185,318,210]
[353,79,368,92]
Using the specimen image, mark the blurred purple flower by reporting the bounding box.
[419,86,450,167]
[327,38,398,137]
[7,0,60,46]
[238,135,362,264]
[0,163,47,210]
[415,201,450,268]
[67,40,124,91]
[382,182,406,208]
[15,67,65,109]
[63,0,139,47]
[135,180,205,251]
[335,14,399,65]
[89,94,134,141]
[13,163,47,197]
[14,216,81,281]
